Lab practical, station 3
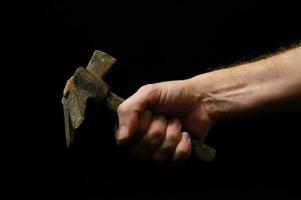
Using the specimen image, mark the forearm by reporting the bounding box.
[188,46,301,123]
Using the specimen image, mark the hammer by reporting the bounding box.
[62,50,216,162]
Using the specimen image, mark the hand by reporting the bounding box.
[115,80,214,165]
[114,46,301,165]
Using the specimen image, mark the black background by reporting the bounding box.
[3,0,301,197]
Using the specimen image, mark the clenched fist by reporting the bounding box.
[115,80,214,165]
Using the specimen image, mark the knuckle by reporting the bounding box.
[149,130,165,145]
[167,131,181,144]
[139,84,154,93]
[176,147,190,159]
[172,118,182,129]
[155,115,167,124]
[145,116,167,146]
[117,104,126,114]
[168,119,182,134]
[139,84,159,102]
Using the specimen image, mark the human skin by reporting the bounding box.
[115,46,301,165]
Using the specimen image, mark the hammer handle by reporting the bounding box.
[103,91,216,162]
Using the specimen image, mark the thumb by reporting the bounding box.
[116,84,161,144]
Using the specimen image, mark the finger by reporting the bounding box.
[115,109,152,145]
[137,110,153,136]
[127,110,153,145]
[116,84,160,144]
[115,110,139,145]
[170,132,191,166]
[152,118,182,162]
[131,115,167,158]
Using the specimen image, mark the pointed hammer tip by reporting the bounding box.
[65,134,74,148]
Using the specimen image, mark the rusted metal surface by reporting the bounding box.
[62,51,115,147]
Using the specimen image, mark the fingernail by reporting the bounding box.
[183,132,190,140]
[118,124,127,142]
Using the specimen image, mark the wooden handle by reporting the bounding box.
[103,92,216,162]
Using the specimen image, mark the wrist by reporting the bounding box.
[187,64,264,123]
[186,46,301,123]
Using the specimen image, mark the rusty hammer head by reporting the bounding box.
[62,50,116,147]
